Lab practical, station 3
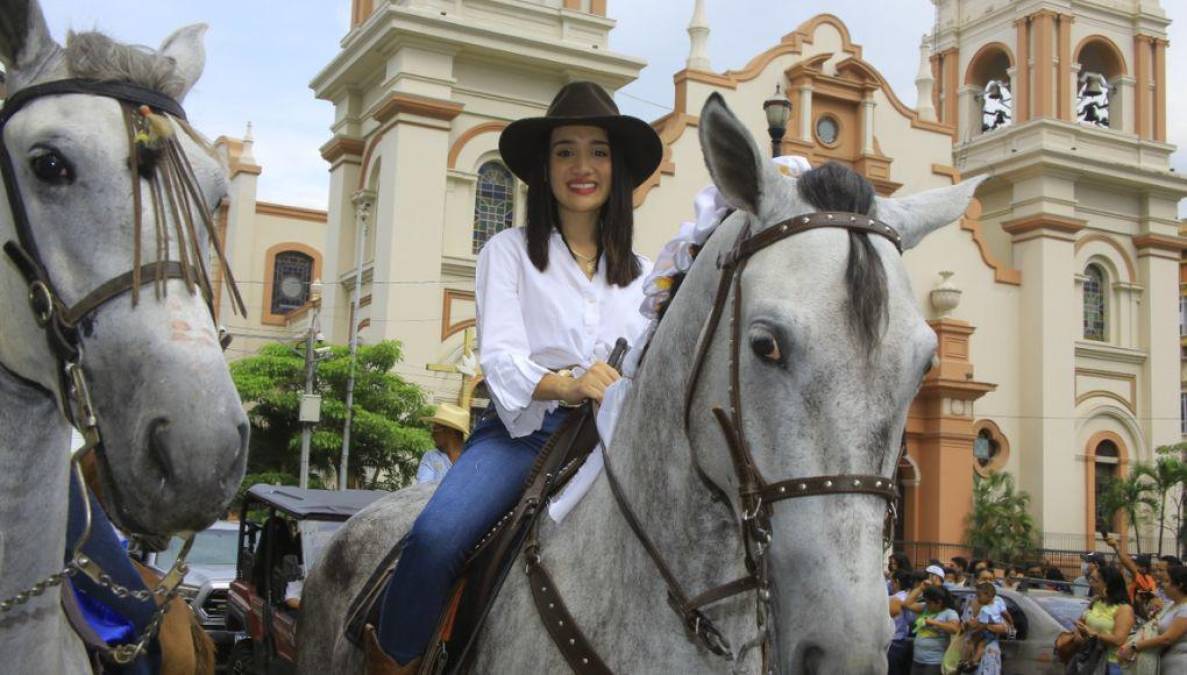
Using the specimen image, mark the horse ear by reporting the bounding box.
[159,24,207,103]
[0,0,64,92]
[873,175,988,250]
[698,92,773,215]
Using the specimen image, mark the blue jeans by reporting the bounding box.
[377,407,570,663]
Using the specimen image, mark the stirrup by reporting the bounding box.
[364,624,418,675]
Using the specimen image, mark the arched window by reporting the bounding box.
[270,251,313,314]
[472,161,515,255]
[965,44,1013,135]
[1093,440,1119,534]
[1083,264,1107,341]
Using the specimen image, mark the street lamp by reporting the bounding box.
[763,83,792,158]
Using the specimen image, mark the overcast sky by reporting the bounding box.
[34,0,1187,214]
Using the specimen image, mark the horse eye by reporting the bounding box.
[30,150,74,184]
[750,328,783,364]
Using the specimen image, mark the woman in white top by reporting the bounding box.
[369,81,662,672]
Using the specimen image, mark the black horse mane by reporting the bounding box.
[796,161,888,351]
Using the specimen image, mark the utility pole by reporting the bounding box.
[297,286,322,489]
[340,189,375,490]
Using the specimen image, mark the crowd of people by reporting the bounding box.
[885,536,1187,675]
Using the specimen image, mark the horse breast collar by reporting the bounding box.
[0,78,245,666]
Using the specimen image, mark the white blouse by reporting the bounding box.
[476,227,651,438]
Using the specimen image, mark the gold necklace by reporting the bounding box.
[569,249,598,277]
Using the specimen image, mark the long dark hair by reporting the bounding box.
[524,129,642,287]
[1096,566,1130,607]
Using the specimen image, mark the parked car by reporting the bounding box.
[944,586,1090,674]
[142,519,239,661]
[225,484,389,675]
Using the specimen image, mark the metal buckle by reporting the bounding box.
[28,280,54,326]
[66,360,100,447]
[690,609,734,659]
[742,496,763,521]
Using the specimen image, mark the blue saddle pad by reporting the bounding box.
[65,468,162,674]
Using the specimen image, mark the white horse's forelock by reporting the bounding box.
[64,30,187,99]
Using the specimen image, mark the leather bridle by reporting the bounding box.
[0,78,245,665]
[0,79,243,439]
[596,210,906,670]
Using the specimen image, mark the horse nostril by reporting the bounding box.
[236,421,249,460]
[147,417,175,481]
[800,644,824,675]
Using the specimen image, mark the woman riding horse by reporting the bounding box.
[366,81,663,673]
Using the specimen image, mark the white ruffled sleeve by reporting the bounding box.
[476,231,553,437]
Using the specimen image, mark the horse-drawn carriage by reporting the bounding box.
[226,485,388,675]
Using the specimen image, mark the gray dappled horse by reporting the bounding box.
[0,2,248,672]
[298,94,984,674]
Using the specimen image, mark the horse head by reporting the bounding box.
[0,0,248,536]
[681,93,984,673]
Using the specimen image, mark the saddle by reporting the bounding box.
[344,398,603,675]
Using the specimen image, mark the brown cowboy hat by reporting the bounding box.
[498,81,663,188]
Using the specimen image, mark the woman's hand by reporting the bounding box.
[1117,643,1136,662]
[560,361,620,404]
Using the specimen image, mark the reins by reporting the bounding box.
[0,78,245,666]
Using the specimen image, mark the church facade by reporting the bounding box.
[218,0,1185,550]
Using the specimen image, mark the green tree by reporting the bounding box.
[231,340,434,490]
[965,472,1039,563]
[1137,444,1187,555]
[1096,469,1157,554]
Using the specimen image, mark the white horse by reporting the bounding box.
[0,2,248,672]
[298,95,983,673]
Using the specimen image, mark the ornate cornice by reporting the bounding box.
[372,92,464,124]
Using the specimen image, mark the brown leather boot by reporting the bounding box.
[364,624,421,675]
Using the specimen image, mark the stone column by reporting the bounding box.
[1031,11,1054,118]
[317,136,365,344]
[798,83,813,143]
[861,90,876,155]
[1057,14,1074,121]
[1153,39,1167,142]
[1014,17,1030,123]
[907,319,995,543]
[366,47,463,391]
[1134,35,1153,140]
[1002,210,1085,533]
[1135,231,1187,459]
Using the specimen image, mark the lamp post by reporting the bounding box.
[763,83,792,158]
[340,189,375,490]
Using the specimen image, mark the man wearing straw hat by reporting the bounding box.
[415,403,470,484]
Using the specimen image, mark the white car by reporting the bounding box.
[143,519,240,660]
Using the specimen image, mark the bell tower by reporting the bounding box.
[926,0,1185,548]
[929,0,1172,141]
